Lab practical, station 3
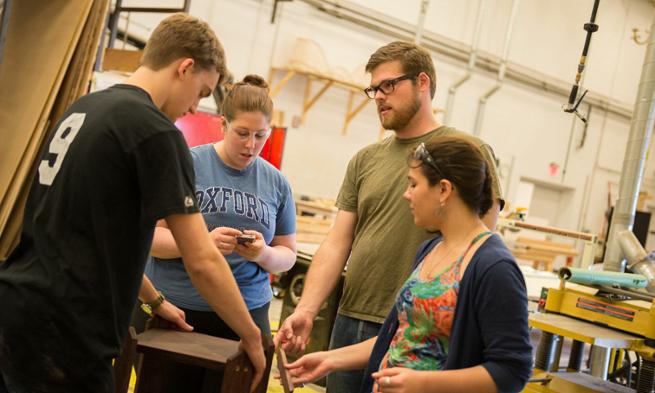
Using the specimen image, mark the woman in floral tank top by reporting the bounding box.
[284,135,531,393]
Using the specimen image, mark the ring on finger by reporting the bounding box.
[384,376,391,386]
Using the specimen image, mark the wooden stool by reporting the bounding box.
[112,317,274,393]
[134,328,274,393]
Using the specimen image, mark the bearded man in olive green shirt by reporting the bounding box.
[275,41,503,393]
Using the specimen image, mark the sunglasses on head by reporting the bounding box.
[412,142,443,177]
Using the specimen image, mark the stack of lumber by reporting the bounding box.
[512,236,578,272]
[102,48,142,74]
[295,196,336,244]
[0,0,109,261]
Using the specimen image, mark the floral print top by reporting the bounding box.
[383,231,492,371]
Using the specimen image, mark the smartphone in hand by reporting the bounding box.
[236,234,256,245]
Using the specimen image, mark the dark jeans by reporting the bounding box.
[326,314,382,393]
[131,302,271,393]
[181,302,271,338]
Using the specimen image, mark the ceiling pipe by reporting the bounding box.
[297,0,633,121]
[444,0,486,125]
[473,0,520,136]
[603,14,655,272]
[414,0,430,45]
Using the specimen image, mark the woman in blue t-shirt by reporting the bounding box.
[283,136,531,393]
[145,74,297,341]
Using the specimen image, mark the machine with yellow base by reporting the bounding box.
[522,277,655,393]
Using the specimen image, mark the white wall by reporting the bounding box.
[120,0,655,245]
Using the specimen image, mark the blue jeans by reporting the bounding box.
[326,314,382,393]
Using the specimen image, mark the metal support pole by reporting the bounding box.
[535,332,563,372]
[567,340,585,372]
[108,0,123,49]
[590,346,611,380]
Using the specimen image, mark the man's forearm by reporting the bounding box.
[295,236,350,317]
[167,213,260,340]
[186,253,260,340]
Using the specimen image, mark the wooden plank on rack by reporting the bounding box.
[342,93,369,135]
[270,70,296,98]
[301,80,333,115]
[0,0,109,261]
[0,0,94,259]
[102,48,142,73]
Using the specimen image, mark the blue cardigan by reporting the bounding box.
[360,234,532,393]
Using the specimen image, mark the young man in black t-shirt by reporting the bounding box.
[0,14,265,393]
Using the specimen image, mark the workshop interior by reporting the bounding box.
[4,0,655,392]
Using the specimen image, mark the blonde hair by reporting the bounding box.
[222,75,273,122]
[141,13,228,84]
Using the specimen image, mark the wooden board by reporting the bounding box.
[276,347,294,393]
[529,312,644,348]
[0,0,94,259]
[0,0,108,260]
[102,48,143,73]
[515,237,579,257]
[137,328,242,370]
[51,0,109,122]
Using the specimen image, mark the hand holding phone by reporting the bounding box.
[235,230,264,261]
[236,234,256,245]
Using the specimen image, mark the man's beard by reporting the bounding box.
[380,94,421,131]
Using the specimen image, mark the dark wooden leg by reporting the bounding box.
[254,334,275,393]
[113,327,137,393]
[135,353,166,393]
[220,352,252,393]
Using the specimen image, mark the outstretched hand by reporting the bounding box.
[286,351,334,386]
[274,309,314,355]
[153,300,193,331]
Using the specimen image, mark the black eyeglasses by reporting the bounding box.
[364,74,416,99]
[412,142,443,177]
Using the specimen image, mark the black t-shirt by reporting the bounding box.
[0,85,198,392]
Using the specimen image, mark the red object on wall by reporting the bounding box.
[259,127,286,169]
[174,112,286,169]
[175,112,225,147]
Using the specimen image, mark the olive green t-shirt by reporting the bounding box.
[335,126,503,323]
